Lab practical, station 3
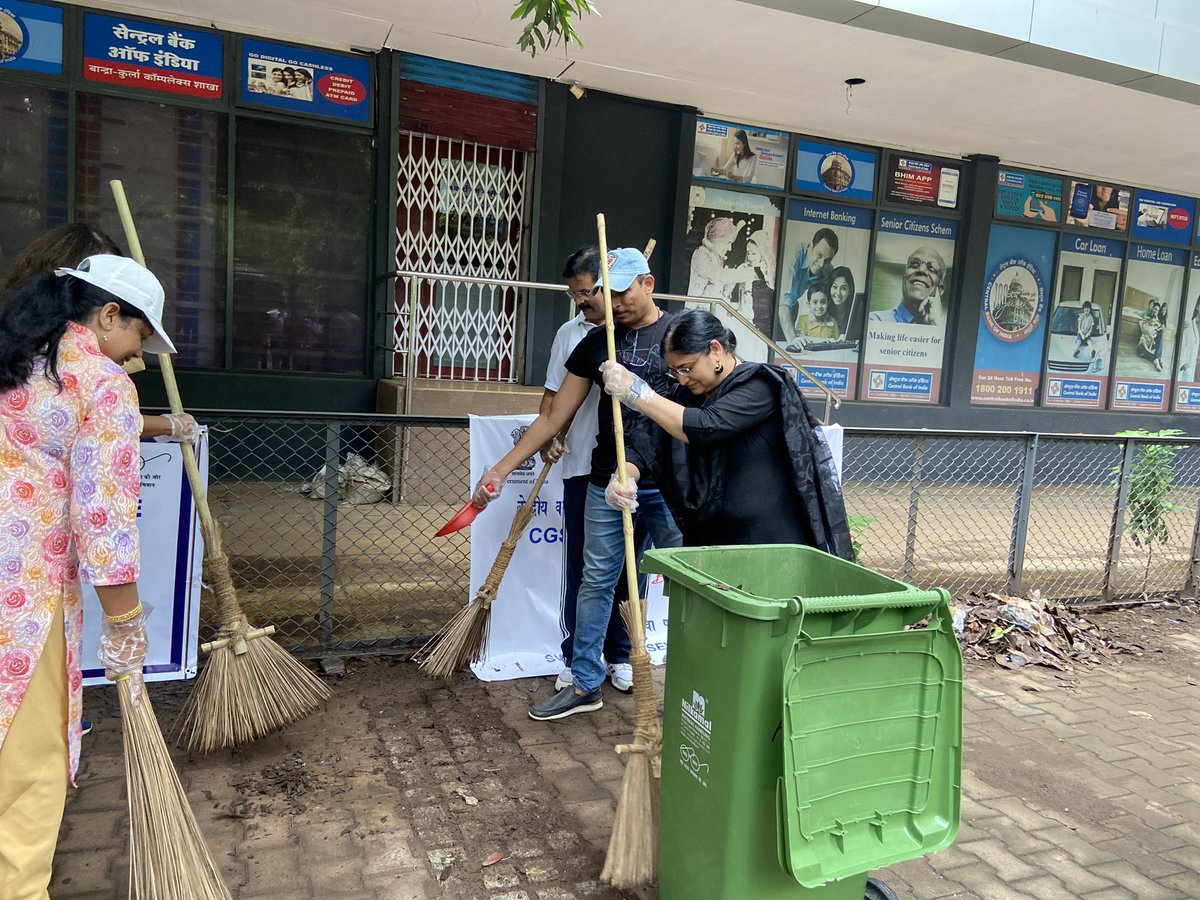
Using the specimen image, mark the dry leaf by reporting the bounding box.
[482,852,505,868]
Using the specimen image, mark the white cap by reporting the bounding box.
[54,255,177,355]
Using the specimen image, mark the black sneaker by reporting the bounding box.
[528,686,603,721]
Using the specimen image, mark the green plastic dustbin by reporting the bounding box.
[644,544,962,900]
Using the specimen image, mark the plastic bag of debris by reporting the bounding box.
[301,453,390,505]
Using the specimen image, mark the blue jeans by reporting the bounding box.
[560,475,648,667]
[572,483,682,692]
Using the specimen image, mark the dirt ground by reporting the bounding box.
[57,596,1199,899]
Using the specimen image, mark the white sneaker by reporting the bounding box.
[607,662,634,693]
[554,668,574,691]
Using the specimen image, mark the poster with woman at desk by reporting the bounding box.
[777,200,873,399]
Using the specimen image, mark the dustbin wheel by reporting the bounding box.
[864,877,899,900]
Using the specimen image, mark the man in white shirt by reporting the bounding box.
[541,247,646,695]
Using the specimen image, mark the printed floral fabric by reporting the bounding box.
[0,322,141,783]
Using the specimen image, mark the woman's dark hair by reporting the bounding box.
[4,223,123,290]
[0,272,147,393]
[829,266,856,301]
[562,246,600,281]
[662,309,736,356]
[733,129,756,160]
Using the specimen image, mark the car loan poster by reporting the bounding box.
[0,0,63,75]
[971,225,1055,406]
[1042,234,1124,409]
[684,185,782,363]
[995,169,1063,224]
[692,118,787,191]
[1110,243,1186,412]
[1172,252,1200,414]
[777,199,873,399]
[861,212,957,403]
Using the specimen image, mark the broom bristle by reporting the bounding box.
[177,630,332,754]
[120,680,232,899]
[600,751,657,889]
[414,599,491,679]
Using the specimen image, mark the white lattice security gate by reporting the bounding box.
[395,132,529,382]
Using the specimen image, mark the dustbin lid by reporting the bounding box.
[777,608,962,887]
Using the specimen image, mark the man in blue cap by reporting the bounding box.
[473,247,682,720]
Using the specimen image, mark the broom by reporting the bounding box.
[117,676,232,899]
[415,455,557,677]
[594,216,659,890]
[110,181,331,754]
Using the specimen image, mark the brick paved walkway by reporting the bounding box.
[52,617,1199,899]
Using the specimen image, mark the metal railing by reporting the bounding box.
[385,271,840,423]
[196,415,1200,657]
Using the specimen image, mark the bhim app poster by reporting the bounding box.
[970,225,1055,406]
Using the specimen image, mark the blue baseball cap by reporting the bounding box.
[604,247,651,292]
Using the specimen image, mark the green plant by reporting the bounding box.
[1113,429,1184,593]
[513,0,597,57]
[848,515,874,561]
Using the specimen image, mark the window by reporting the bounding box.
[1059,265,1083,305]
[232,118,371,374]
[0,82,68,282]
[75,93,228,367]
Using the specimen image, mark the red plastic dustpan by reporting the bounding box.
[434,486,495,537]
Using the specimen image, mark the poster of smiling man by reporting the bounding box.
[861,212,957,403]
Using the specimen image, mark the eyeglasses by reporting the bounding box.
[667,352,707,380]
[565,284,602,301]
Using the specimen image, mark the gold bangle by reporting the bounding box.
[104,603,143,624]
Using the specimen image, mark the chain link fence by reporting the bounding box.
[199,414,1200,655]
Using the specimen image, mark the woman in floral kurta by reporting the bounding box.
[0,255,176,897]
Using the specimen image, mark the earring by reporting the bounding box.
[103,334,109,342]
[713,360,724,375]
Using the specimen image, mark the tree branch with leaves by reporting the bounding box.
[513,0,598,57]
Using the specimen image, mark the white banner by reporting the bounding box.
[81,432,207,686]
[468,415,668,682]
[469,416,843,681]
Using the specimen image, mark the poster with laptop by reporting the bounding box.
[971,225,1055,406]
[1110,244,1185,412]
[1041,234,1124,409]
[776,200,873,399]
[692,118,787,191]
[684,185,783,363]
[1173,252,1200,414]
[861,213,957,403]
[1130,189,1195,246]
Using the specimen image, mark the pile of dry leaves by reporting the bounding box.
[952,590,1130,670]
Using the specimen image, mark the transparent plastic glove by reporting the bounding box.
[471,471,504,507]
[540,435,568,464]
[98,605,150,707]
[153,412,198,444]
[605,471,639,512]
[601,360,653,410]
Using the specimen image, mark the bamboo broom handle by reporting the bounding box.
[596,216,646,631]
[642,239,656,261]
[110,180,217,541]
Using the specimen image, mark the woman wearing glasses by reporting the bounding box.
[600,309,851,554]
